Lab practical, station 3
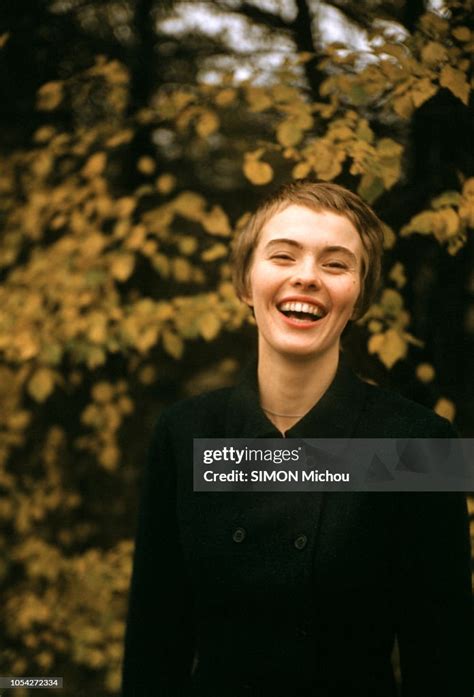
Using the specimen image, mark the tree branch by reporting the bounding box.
[130,0,156,109]
[232,2,292,32]
[291,0,325,99]
[400,0,426,32]
[322,0,374,32]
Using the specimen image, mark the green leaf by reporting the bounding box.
[357,174,384,204]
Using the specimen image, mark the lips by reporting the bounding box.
[276,297,327,324]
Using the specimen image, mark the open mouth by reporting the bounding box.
[277,301,326,323]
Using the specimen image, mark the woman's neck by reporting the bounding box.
[258,345,340,435]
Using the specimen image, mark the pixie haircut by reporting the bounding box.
[231,180,385,320]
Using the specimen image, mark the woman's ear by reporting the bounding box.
[240,279,253,307]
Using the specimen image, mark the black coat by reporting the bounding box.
[122,357,472,697]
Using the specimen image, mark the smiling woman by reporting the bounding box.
[122,181,472,697]
[232,182,384,433]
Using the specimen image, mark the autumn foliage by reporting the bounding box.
[0,2,473,694]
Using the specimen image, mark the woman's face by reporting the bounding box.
[243,204,364,361]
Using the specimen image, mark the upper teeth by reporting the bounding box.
[279,301,323,317]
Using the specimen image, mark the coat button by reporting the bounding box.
[294,534,307,550]
[232,527,246,543]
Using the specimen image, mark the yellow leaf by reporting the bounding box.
[82,152,107,178]
[295,51,313,63]
[328,124,353,142]
[452,26,471,42]
[355,119,374,143]
[36,651,53,670]
[178,236,198,255]
[125,225,146,250]
[272,85,298,102]
[37,81,63,110]
[462,178,474,200]
[198,313,221,341]
[416,363,435,383]
[432,191,462,208]
[170,257,191,282]
[401,211,436,237]
[311,140,345,181]
[172,191,206,219]
[106,129,134,147]
[138,364,157,385]
[162,330,183,359]
[28,368,56,402]
[201,243,228,262]
[111,254,135,281]
[7,410,31,430]
[276,121,303,147]
[377,138,403,159]
[214,88,237,106]
[459,178,474,227]
[376,43,412,69]
[292,161,311,179]
[171,90,196,112]
[152,253,170,277]
[92,382,114,403]
[0,33,9,48]
[439,65,469,105]
[459,200,474,228]
[410,77,438,108]
[115,196,136,217]
[33,126,56,143]
[368,320,383,333]
[196,110,220,137]
[201,206,231,236]
[243,156,273,185]
[86,346,106,368]
[421,41,448,66]
[137,156,156,174]
[87,313,108,344]
[15,331,40,360]
[156,173,176,194]
[434,397,456,422]
[380,288,404,315]
[99,445,120,470]
[245,87,272,112]
[135,326,159,353]
[368,329,407,369]
[437,207,460,239]
[393,92,414,119]
[389,262,406,288]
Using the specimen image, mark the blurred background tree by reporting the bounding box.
[0,0,472,694]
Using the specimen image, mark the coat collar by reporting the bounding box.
[225,352,367,439]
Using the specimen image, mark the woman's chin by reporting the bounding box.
[265,339,335,362]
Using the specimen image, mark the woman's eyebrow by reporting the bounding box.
[264,239,358,263]
[323,245,358,263]
[264,238,303,250]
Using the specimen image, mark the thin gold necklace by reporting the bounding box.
[261,406,305,418]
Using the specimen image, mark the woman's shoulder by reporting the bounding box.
[358,379,457,438]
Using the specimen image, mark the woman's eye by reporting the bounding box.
[325,261,347,269]
[271,254,294,261]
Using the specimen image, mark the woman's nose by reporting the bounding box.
[291,260,321,289]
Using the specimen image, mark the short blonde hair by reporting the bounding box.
[231,180,384,320]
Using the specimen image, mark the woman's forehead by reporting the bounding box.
[258,204,363,252]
